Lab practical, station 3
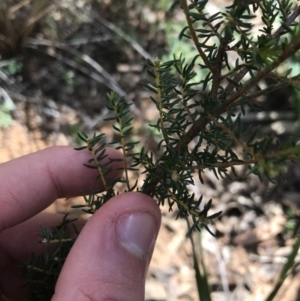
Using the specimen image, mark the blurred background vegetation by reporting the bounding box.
[1,0,299,135]
[0,0,169,132]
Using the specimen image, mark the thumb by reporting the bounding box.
[52,192,161,301]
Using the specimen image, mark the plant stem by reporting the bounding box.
[179,0,215,73]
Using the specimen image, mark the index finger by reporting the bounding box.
[0,146,123,232]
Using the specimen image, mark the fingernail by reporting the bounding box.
[116,213,157,259]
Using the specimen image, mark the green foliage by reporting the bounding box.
[0,86,15,128]
[187,220,212,301]
[0,110,12,128]
[265,236,300,301]
[22,215,77,301]
[0,58,22,75]
[23,0,300,299]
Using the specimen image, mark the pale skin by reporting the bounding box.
[0,146,161,301]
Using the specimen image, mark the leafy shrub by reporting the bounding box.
[23,0,300,300]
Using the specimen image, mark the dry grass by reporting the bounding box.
[0,0,52,59]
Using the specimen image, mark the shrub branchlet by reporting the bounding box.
[23,1,300,299]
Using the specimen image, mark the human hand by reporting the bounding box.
[0,146,161,301]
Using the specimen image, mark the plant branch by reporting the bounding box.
[180,0,215,73]
[154,58,170,146]
[210,30,232,98]
[272,4,300,40]
[187,154,300,171]
[188,0,223,42]
[220,5,300,100]
[166,187,211,224]
[188,159,257,171]
[206,114,255,157]
[142,4,300,197]
[240,81,290,102]
[88,143,108,192]
[267,72,300,87]
[220,33,300,113]
[118,118,131,191]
